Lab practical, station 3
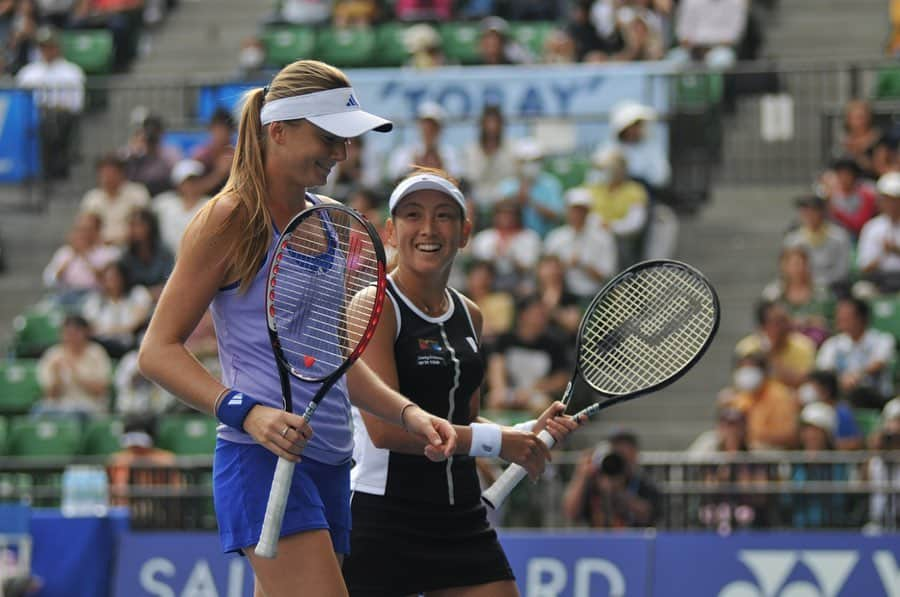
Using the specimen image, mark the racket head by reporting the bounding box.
[575,259,720,402]
[266,203,387,383]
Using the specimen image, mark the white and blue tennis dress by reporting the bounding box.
[210,194,353,554]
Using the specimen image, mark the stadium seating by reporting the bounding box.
[0,360,42,416]
[7,417,82,458]
[374,22,412,67]
[10,307,63,359]
[439,22,482,65]
[869,295,900,342]
[261,25,317,67]
[873,67,900,100]
[674,72,724,109]
[509,21,556,58]
[61,29,115,75]
[544,154,591,190]
[81,417,124,456]
[157,415,217,455]
[315,26,378,68]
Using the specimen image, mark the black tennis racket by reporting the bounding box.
[481,259,720,510]
[255,203,387,558]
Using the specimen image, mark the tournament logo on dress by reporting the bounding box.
[416,338,446,366]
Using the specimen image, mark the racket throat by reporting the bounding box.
[302,400,319,422]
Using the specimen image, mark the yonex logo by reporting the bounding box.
[346,95,359,107]
[227,393,244,406]
[720,550,869,597]
[481,443,494,453]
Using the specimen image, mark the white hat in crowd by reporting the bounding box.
[417,101,446,123]
[171,159,205,186]
[800,402,837,436]
[883,397,900,423]
[876,171,900,198]
[511,138,543,162]
[610,101,657,137]
[480,16,509,34]
[565,187,593,207]
[403,23,440,53]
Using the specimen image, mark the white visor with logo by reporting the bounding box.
[260,87,393,137]
[389,173,466,216]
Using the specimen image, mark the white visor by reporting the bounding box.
[259,87,393,137]
[389,173,466,216]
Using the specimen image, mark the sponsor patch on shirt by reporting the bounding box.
[416,338,446,366]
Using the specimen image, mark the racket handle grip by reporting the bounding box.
[255,456,296,558]
[482,429,555,510]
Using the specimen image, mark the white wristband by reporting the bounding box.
[469,423,503,457]
[512,419,537,433]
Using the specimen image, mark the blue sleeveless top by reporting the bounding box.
[211,194,353,465]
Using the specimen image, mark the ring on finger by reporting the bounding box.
[280,425,290,438]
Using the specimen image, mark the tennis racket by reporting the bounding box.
[481,259,719,510]
[255,203,387,558]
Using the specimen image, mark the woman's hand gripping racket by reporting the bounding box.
[481,259,720,510]
[255,203,386,558]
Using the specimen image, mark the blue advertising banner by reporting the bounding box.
[653,532,900,597]
[0,89,40,183]
[111,530,900,597]
[194,63,674,158]
[500,531,652,597]
[112,532,253,597]
[197,63,674,123]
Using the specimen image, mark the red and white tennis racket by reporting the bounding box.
[255,203,386,558]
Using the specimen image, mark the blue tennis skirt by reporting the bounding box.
[213,438,351,554]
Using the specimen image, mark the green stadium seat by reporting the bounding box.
[7,417,82,458]
[261,25,317,67]
[0,360,42,416]
[315,26,377,68]
[157,415,217,455]
[82,417,124,456]
[874,67,900,100]
[439,22,482,65]
[509,21,556,58]
[60,29,114,75]
[11,307,63,359]
[674,73,724,109]
[544,155,591,190]
[853,408,882,439]
[374,22,411,67]
[0,416,7,454]
[870,295,900,342]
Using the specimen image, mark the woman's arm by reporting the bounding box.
[138,196,309,462]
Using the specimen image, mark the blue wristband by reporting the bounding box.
[215,389,262,432]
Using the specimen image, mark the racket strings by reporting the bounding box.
[579,266,717,395]
[270,214,382,376]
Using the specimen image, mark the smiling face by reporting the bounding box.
[267,119,349,188]
[388,189,470,276]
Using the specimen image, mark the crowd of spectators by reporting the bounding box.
[676,97,900,532]
[1,0,178,76]
[10,2,900,533]
[238,0,764,75]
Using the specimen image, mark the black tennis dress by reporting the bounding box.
[342,277,514,596]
